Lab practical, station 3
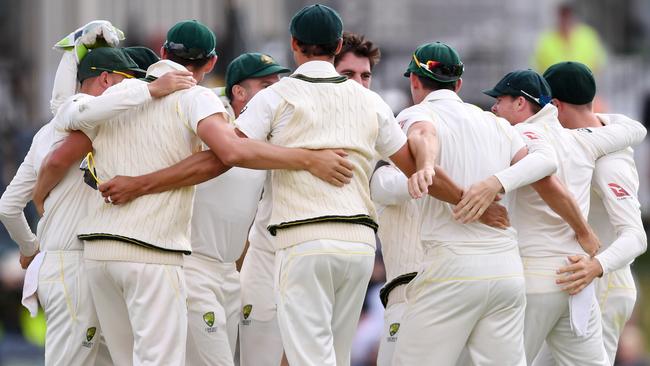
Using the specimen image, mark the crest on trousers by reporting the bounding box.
[86,327,97,342]
[389,323,400,337]
[242,304,253,320]
[203,312,215,327]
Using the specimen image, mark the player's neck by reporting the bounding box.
[562,108,602,129]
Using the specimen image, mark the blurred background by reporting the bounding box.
[0,0,649,365]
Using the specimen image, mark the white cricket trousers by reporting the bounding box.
[522,256,609,366]
[392,246,526,366]
[84,258,188,366]
[376,288,406,366]
[239,246,283,366]
[37,251,112,366]
[274,239,374,366]
[532,266,636,366]
[185,254,240,366]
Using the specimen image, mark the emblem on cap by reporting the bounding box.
[260,54,274,64]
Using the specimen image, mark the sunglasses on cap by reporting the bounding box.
[163,41,216,60]
[90,67,135,79]
[412,53,464,79]
[520,89,552,107]
[79,152,101,190]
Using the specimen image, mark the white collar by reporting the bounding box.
[423,89,463,103]
[292,60,339,78]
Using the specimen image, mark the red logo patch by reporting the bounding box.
[608,183,631,198]
[523,131,539,140]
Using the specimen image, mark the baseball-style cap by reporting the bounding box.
[225,53,291,99]
[483,69,552,107]
[77,47,144,82]
[124,47,160,78]
[543,61,596,105]
[163,20,216,60]
[290,4,343,45]
[404,42,464,83]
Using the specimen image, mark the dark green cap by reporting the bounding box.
[404,42,464,83]
[77,47,144,82]
[124,47,160,78]
[290,4,343,45]
[164,20,216,60]
[225,53,291,99]
[483,69,552,107]
[543,61,596,105]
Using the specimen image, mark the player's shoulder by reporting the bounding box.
[105,78,145,95]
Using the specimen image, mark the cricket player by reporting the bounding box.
[391,42,571,366]
[183,53,289,366]
[239,32,383,366]
[531,62,647,366]
[484,69,646,365]
[38,19,354,365]
[0,35,173,364]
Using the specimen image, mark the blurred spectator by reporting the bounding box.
[532,2,606,74]
[616,324,650,366]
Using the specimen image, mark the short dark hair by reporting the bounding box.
[295,38,340,58]
[416,74,456,91]
[166,51,213,70]
[334,32,381,69]
[529,101,542,114]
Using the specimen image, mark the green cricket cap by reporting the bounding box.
[483,69,552,107]
[77,47,144,82]
[290,4,343,45]
[164,20,216,60]
[543,61,596,105]
[225,53,291,99]
[124,47,160,77]
[404,42,464,82]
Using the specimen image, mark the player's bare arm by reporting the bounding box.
[98,150,229,204]
[196,113,354,187]
[402,121,437,198]
[531,175,600,256]
[32,131,92,215]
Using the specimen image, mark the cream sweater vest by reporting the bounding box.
[267,76,380,249]
[78,80,202,255]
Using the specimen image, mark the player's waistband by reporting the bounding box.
[380,272,417,308]
[422,240,518,256]
[185,252,236,272]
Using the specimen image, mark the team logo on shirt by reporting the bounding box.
[203,311,217,333]
[82,327,96,348]
[608,183,632,199]
[241,304,253,325]
[577,127,593,133]
[522,131,540,140]
[387,323,400,342]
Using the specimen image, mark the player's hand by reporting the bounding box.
[453,175,503,224]
[98,175,145,205]
[556,255,603,295]
[408,166,435,199]
[478,201,510,229]
[19,250,39,270]
[305,149,354,187]
[148,71,197,98]
[575,228,601,257]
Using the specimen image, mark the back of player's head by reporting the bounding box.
[404,42,463,90]
[123,46,160,78]
[334,32,381,69]
[483,69,552,108]
[543,61,596,105]
[77,47,143,83]
[163,20,216,68]
[290,4,343,57]
[225,53,290,100]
